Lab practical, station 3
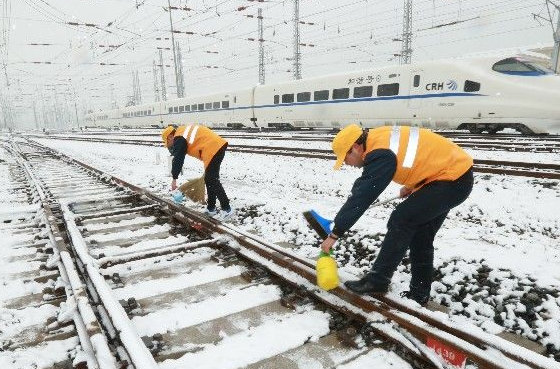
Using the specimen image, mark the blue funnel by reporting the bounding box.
[303,210,333,239]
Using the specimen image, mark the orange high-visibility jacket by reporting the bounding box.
[174,125,227,168]
[364,126,473,189]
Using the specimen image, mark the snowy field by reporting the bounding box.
[29,136,560,359]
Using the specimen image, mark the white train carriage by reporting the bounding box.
[84,56,560,134]
[161,88,254,129]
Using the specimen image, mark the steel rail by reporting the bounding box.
[23,135,560,180]
[11,142,159,369]
[17,140,441,368]
[22,139,560,369]
[6,143,115,369]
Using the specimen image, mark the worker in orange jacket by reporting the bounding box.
[161,124,232,218]
[321,124,473,305]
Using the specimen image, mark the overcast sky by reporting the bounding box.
[0,0,556,129]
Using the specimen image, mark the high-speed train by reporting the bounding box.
[84,56,560,134]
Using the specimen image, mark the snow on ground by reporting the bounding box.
[32,137,560,360]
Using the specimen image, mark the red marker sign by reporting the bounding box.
[426,337,467,368]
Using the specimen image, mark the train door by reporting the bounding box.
[408,71,423,109]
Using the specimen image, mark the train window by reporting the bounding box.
[213,102,220,109]
[353,86,373,98]
[377,83,399,96]
[282,94,294,103]
[168,107,173,113]
[297,92,311,102]
[464,80,480,92]
[314,90,329,101]
[185,105,190,112]
[234,96,237,103]
[173,107,178,113]
[179,106,184,112]
[191,104,197,111]
[198,103,204,111]
[148,110,151,115]
[222,100,229,108]
[413,75,420,87]
[144,110,147,115]
[332,88,349,100]
[205,102,212,109]
[492,57,552,75]
[274,95,279,104]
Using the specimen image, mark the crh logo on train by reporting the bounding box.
[425,80,457,91]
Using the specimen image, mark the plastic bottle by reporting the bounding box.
[316,250,339,290]
[171,190,185,204]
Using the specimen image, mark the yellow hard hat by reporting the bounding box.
[161,126,176,147]
[332,124,363,170]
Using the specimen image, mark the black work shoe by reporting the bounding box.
[400,291,429,306]
[344,278,389,295]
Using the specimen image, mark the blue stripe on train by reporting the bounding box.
[116,92,484,119]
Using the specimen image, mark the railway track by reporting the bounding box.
[41,129,560,153]
[25,135,560,180]
[2,138,559,368]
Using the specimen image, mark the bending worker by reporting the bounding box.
[161,124,232,218]
[321,124,473,305]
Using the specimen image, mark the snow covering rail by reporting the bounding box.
[4,143,116,369]
[17,139,560,369]
[25,134,560,179]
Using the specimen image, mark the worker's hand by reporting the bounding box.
[171,179,177,191]
[399,186,412,198]
[320,236,337,254]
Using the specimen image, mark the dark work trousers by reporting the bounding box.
[205,143,230,212]
[367,168,474,299]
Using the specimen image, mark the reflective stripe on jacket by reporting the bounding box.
[364,126,473,189]
[175,125,227,168]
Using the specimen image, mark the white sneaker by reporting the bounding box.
[221,208,234,221]
[204,208,218,218]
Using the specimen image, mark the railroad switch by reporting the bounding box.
[51,358,76,369]
[280,288,312,310]
[240,266,270,284]
[211,248,239,266]
[42,286,66,301]
[141,333,166,356]
[119,297,142,317]
[336,327,361,349]
[360,322,385,347]
[110,273,124,288]
[328,309,354,331]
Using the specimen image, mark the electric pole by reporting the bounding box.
[153,60,160,102]
[71,84,79,129]
[550,1,560,73]
[110,83,116,109]
[400,0,413,64]
[292,0,302,80]
[176,41,185,98]
[132,71,142,105]
[167,0,182,98]
[32,101,38,130]
[159,49,167,101]
[258,8,265,84]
